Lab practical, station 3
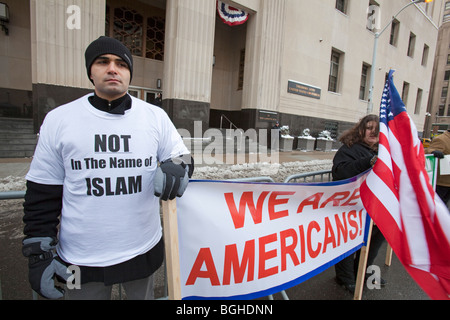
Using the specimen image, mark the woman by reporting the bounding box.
[332,114,386,294]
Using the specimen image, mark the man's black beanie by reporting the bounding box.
[85,36,133,84]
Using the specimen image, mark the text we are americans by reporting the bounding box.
[185,188,365,287]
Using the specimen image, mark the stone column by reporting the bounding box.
[30,0,105,130]
[242,0,286,129]
[163,0,216,134]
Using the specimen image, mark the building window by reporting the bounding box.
[414,89,423,115]
[111,7,143,56]
[328,50,342,93]
[336,0,347,14]
[421,44,429,66]
[407,32,416,58]
[238,49,245,91]
[442,86,448,99]
[359,63,370,101]
[106,4,165,61]
[444,13,450,23]
[402,82,410,107]
[447,54,450,65]
[446,1,450,10]
[146,16,165,60]
[439,104,445,116]
[444,70,450,81]
[441,87,448,110]
[389,19,399,46]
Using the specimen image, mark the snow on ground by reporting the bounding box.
[0,176,26,192]
[192,159,332,182]
[0,159,332,193]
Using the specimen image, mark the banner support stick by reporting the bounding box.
[162,199,182,300]
[354,219,373,300]
[385,244,393,266]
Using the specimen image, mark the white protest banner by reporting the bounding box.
[439,155,450,175]
[176,172,371,300]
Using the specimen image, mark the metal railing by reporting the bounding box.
[219,114,239,131]
[219,114,246,152]
[0,191,25,200]
[226,177,275,183]
[284,170,332,184]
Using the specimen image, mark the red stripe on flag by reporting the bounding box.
[360,179,401,249]
[405,265,450,300]
[371,160,398,200]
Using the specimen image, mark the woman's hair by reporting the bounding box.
[338,114,379,147]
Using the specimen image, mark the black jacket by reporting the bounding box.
[332,143,377,181]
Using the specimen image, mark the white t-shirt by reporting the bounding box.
[26,94,189,267]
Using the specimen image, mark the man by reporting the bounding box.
[427,129,450,205]
[22,36,193,300]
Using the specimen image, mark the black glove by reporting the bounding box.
[154,159,189,201]
[432,150,445,159]
[22,237,71,299]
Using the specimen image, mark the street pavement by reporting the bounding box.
[0,152,430,300]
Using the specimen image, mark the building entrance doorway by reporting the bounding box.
[210,12,248,129]
[129,86,163,107]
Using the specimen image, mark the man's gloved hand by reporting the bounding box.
[154,158,189,201]
[22,237,71,299]
[432,150,445,159]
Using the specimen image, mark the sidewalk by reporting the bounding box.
[0,158,32,180]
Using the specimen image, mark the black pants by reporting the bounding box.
[436,185,450,205]
[335,225,385,285]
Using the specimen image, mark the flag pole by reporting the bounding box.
[385,244,393,266]
[162,199,182,300]
[354,219,373,300]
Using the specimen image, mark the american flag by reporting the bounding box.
[360,70,450,300]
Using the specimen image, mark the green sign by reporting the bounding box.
[425,154,438,190]
[287,80,321,99]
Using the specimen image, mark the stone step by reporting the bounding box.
[0,138,38,145]
[0,149,35,158]
[0,143,37,151]
[0,118,34,133]
[0,133,37,140]
[0,118,37,158]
